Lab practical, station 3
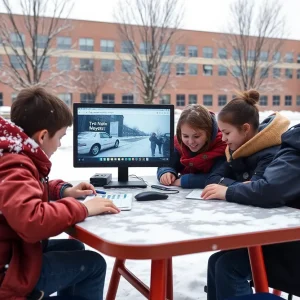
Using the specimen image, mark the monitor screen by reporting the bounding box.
[73,103,174,188]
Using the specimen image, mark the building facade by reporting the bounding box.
[0,15,300,112]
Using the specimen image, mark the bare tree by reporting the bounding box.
[217,0,286,92]
[0,0,73,91]
[71,61,111,103]
[115,0,183,104]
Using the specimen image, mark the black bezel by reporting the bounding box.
[73,103,174,168]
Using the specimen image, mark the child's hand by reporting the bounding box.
[201,184,228,200]
[83,197,120,216]
[63,182,96,198]
[160,173,176,185]
[171,178,181,187]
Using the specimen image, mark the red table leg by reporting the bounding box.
[106,259,125,300]
[150,259,167,300]
[167,258,173,300]
[248,246,269,293]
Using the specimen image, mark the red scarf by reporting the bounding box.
[174,131,226,174]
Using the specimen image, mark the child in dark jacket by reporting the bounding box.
[202,89,289,199]
[201,90,290,300]
[157,104,226,189]
[0,87,120,300]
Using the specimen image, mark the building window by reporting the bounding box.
[58,93,72,107]
[176,44,185,56]
[9,55,25,69]
[285,95,292,106]
[203,95,213,106]
[232,49,241,60]
[297,96,300,106]
[218,65,227,76]
[273,95,280,106]
[121,41,134,53]
[100,40,115,52]
[38,56,49,70]
[11,93,17,103]
[122,60,134,73]
[80,59,94,71]
[160,94,171,104]
[273,68,281,78]
[260,51,268,61]
[160,44,170,56]
[160,63,171,75]
[176,94,185,106]
[188,46,198,57]
[203,47,213,58]
[284,52,293,63]
[260,68,268,78]
[122,94,134,104]
[218,95,227,106]
[203,65,213,76]
[79,38,94,51]
[248,50,256,61]
[297,69,300,79]
[57,57,71,71]
[298,54,300,64]
[140,42,151,54]
[0,93,3,106]
[285,69,293,79]
[259,95,268,106]
[10,33,25,47]
[188,64,198,75]
[101,59,115,72]
[36,35,48,48]
[176,63,185,75]
[57,36,71,49]
[102,94,115,104]
[233,66,241,77]
[80,93,95,103]
[218,48,227,59]
[273,52,281,62]
[189,94,197,105]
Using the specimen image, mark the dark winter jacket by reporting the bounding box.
[157,113,226,188]
[0,117,87,299]
[226,123,300,208]
[206,113,290,187]
[223,123,300,296]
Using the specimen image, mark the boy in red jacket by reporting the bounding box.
[0,87,120,300]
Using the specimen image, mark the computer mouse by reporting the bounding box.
[135,191,169,201]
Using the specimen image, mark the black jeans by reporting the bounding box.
[207,249,252,300]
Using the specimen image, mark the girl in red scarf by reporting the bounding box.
[157,104,227,189]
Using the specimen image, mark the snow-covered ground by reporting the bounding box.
[50,110,300,300]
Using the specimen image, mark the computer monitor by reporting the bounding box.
[73,103,174,188]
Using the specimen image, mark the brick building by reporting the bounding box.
[0,14,300,111]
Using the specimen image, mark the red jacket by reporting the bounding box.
[0,117,88,299]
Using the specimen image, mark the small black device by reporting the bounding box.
[135,191,169,201]
[90,173,112,186]
[151,184,180,193]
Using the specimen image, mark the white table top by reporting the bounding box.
[73,177,300,247]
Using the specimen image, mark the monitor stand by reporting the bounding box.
[103,167,147,188]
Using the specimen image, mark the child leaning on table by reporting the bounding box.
[157,104,227,189]
[0,87,120,300]
[201,89,292,300]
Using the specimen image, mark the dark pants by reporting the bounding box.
[207,249,252,300]
[34,239,106,300]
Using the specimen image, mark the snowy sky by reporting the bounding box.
[1,0,300,40]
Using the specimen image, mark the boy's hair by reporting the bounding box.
[176,104,213,152]
[11,86,73,138]
[218,89,260,131]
